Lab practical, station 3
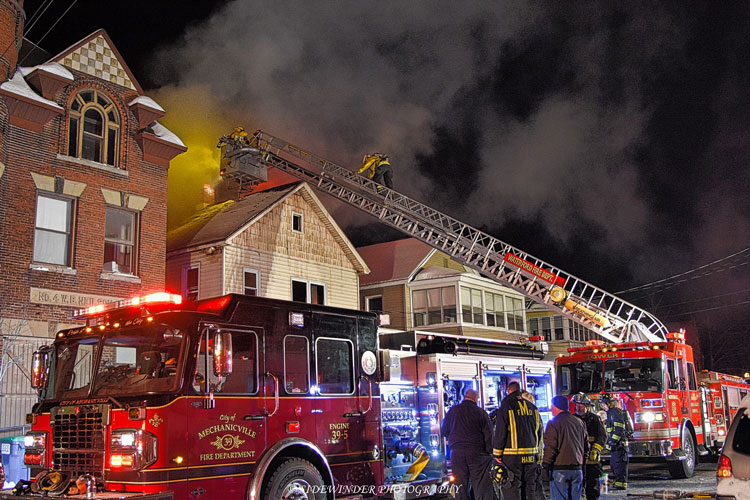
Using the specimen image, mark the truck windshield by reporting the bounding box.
[604,358,664,393]
[45,324,185,400]
[557,361,603,395]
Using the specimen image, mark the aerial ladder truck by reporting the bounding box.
[218,129,669,345]
[218,129,728,479]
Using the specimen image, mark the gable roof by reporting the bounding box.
[357,238,436,286]
[51,29,142,93]
[167,182,369,273]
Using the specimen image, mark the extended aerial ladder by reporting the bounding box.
[218,130,669,343]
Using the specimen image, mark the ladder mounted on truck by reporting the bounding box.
[218,129,669,343]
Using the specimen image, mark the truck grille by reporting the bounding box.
[51,404,109,476]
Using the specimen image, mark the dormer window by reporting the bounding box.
[68,89,120,166]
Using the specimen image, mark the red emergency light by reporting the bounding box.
[73,293,183,318]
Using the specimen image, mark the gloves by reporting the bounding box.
[542,463,552,482]
[589,448,601,462]
[491,461,508,485]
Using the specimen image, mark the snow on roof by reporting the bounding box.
[19,62,74,81]
[150,121,185,147]
[129,95,164,112]
[0,70,63,109]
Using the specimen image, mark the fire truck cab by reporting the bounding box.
[21,293,382,500]
[555,332,706,479]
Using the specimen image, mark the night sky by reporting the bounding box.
[22,1,750,372]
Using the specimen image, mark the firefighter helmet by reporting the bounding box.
[571,392,592,406]
[600,393,618,407]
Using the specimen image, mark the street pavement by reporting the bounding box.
[601,459,718,499]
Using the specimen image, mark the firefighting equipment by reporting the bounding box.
[403,444,430,481]
[589,446,601,463]
[491,460,512,486]
[35,470,71,496]
[600,393,618,408]
[572,392,592,407]
[549,287,611,328]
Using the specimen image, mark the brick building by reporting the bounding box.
[0,28,185,435]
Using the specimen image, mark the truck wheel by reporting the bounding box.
[263,458,326,500]
[667,429,696,478]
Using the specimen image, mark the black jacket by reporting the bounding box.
[543,410,588,470]
[492,391,543,460]
[441,399,493,453]
[577,411,607,464]
[606,407,629,448]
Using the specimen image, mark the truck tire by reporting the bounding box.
[667,429,696,478]
[263,457,326,500]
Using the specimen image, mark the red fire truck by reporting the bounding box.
[697,370,750,451]
[554,332,749,479]
[14,292,554,500]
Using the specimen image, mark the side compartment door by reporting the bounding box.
[187,326,266,500]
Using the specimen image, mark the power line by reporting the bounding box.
[24,0,56,38]
[651,288,750,309]
[20,0,79,65]
[658,300,750,318]
[616,248,750,296]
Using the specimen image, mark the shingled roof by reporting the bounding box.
[167,182,368,273]
[356,238,435,286]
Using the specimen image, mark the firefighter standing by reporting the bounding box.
[572,393,607,500]
[359,153,393,189]
[492,381,545,500]
[441,389,494,500]
[601,393,629,490]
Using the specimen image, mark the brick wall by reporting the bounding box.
[0,71,170,334]
[0,0,24,82]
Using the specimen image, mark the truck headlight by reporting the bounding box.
[635,411,666,423]
[110,429,157,470]
[23,431,47,466]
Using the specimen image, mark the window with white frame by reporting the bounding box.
[183,265,199,301]
[243,269,259,296]
[33,193,75,266]
[103,207,138,274]
[412,286,456,326]
[68,89,120,166]
[506,296,524,331]
[291,279,326,305]
[485,292,506,328]
[460,287,485,324]
[366,295,383,314]
[292,212,303,232]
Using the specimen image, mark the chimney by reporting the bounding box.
[0,0,25,82]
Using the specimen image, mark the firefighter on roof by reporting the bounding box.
[573,393,607,500]
[601,393,629,490]
[492,381,545,500]
[359,153,393,189]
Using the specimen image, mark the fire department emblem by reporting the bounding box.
[210,434,245,451]
[149,414,163,428]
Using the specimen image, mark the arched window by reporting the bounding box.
[68,89,120,166]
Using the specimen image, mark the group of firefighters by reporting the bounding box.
[225,127,395,191]
[442,384,631,500]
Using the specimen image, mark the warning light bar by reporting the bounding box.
[585,340,605,346]
[74,293,183,318]
[666,331,685,342]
